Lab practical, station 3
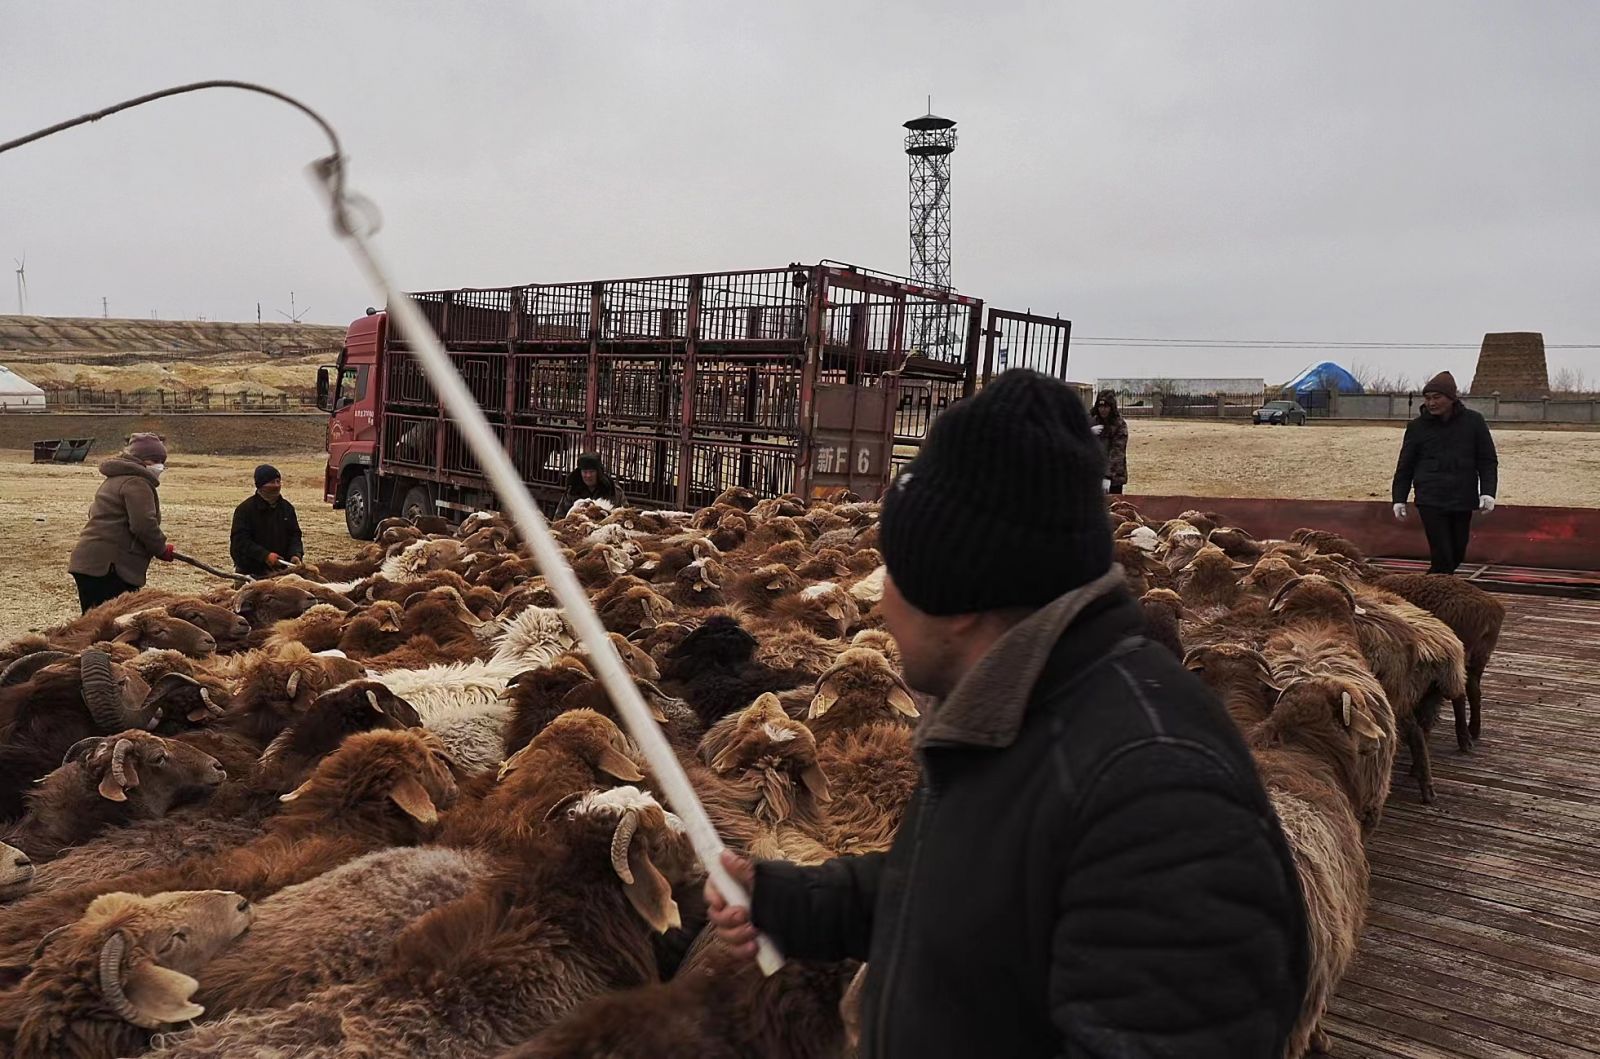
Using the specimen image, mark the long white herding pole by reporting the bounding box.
[307,159,783,977]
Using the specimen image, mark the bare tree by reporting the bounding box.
[1551,366,1593,395]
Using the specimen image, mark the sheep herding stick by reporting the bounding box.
[308,157,785,977]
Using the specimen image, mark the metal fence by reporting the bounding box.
[38,386,316,413]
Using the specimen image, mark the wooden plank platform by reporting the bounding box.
[1326,594,1600,1058]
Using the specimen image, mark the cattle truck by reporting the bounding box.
[317,261,1071,539]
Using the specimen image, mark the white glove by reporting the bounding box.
[1393,503,1407,520]
[1102,478,1112,494]
[1479,495,1495,514]
[1090,424,1104,436]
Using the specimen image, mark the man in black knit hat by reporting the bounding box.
[1392,370,1498,574]
[708,369,1307,1058]
[230,464,304,577]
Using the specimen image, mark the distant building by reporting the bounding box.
[0,365,47,411]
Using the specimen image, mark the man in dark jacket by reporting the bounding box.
[230,464,304,577]
[1391,370,1498,574]
[707,370,1308,1058]
[554,453,627,517]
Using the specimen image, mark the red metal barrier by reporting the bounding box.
[1123,495,1600,572]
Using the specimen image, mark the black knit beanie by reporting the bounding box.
[880,369,1112,615]
[254,464,282,489]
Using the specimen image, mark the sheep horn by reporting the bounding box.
[1342,690,1353,727]
[79,650,134,732]
[62,736,105,767]
[366,689,383,713]
[199,687,223,717]
[542,789,587,820]
[30,923,72,962]
[610,808,640,885]
[1267,577,1305,614]
[98,931,157,1029]
[1,650,74,687]
[285,671,301,699]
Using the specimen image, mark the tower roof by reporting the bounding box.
[903,112,956,131]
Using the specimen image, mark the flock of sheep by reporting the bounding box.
[0,489,1505,1058]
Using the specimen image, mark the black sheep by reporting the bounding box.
[659,616,810,728]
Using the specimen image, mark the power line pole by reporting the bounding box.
[102,297,109,318]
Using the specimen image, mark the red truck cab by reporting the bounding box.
[317,310,385,538]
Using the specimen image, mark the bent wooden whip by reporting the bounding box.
[307,157,785,976]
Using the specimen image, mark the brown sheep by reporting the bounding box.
[698,694,831,837]
[232,580,328,629]
[0,844,30,903]
[730,563,803,611]
[451,709,649,849]
[333,599,407,658]
[848,628,902,669]
[756,626,847,679]
[139,787,698,1059]
[2,733,225,862]
[252,681,423,795]
[166,599,252,652]
[1241,555,1301,598]
[1262,624,1398,830]
[0,889,254,1058]
[263,603,352,653]
[598,583,676,636]
[666,558,731,609]
[1245,676,1389,1057]
[107,609,218,657]
[0,728,459,963]
[1181,644,1279,730]
[1373,573,1505,751]
[1176,545,1246,620]
[1138,588,1189,662]
[516,934,854,1059]
[798,647,920,745]
[0,651,154,821]
[501,658,599,756]
[770,582,860,641]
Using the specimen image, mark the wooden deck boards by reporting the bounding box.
[1326,594,1600,1058]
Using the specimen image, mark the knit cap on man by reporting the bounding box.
[879,369,1112,616]
[1422,371,1459,399]
[255,464,283,489]
[126,434,167,462]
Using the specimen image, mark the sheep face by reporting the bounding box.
[496,709,646,810]
[10,890,252,1032]
[598,585,676,635]
[701,694,830,825]
[111,611,217,657]
[234,583,321,628]
[760,540,810,569]
[166,600,251,647]
[1242,556,1300,597]
[797,548,852,581]
[663,616,757,677]
[0,842,32,902]
[606,633,661,682]
[141,672,229,730]
[551,786,694,934]
[278,728,459,830]
[807,647,919,736]
[255,682,421,793]
[63,731,226,812]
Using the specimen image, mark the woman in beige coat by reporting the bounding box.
[67,433,176,613]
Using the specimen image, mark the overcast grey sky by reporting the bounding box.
[3,1,1596,384]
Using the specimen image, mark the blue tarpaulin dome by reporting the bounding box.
[1282,361,1364,397]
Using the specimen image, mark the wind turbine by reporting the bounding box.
[276,290,309,326]
[13,255,25,315]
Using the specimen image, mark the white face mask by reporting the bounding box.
[147,462,166,478]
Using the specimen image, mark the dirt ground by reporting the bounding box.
[3,420,1596,636]
[0,452,345,635]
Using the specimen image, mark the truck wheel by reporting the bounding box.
[400,484,434,523]
[345,475,378,540]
